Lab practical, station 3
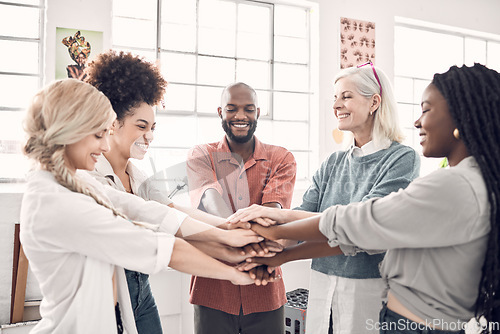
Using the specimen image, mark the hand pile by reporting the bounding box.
[224,205,286,286]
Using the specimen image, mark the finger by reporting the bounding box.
[252,217,271,227]
[262,251,277,258]
[258,241,270,254]
[254,267,264,286]
[263,217,277,226]
[252,242,266,256]
[263,240,284,253]
[243,245,257,257]
[227,221,251,230]
[244,262,261,271]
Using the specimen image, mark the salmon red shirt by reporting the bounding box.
[187,136,297,315]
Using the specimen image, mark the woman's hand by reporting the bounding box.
[241,240,283,257]
[227,204,284,226]
[236,251,286,272]
[229,268,255,285]
[250,223,280,241]
[221,228,264,247]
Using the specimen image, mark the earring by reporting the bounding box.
[109,129,114,136]
[370,111,374,116]
[453,128,460,140]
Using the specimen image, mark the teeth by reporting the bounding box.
[338,114,350,119]
[91,154,99,159]
[135,143,148,150]
[232,123,248,128]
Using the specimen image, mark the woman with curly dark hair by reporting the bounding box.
[85,50,279,333]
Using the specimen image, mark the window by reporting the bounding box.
[394,18,500,176]
[0,0,44,182]
[112,0,314,192]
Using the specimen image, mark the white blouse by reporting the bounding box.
[90,155,173,206]
[20,169,187,334]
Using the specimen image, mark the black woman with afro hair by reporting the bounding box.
[86,50,168,334]
[228,63,500,333]
[86,51,280,333]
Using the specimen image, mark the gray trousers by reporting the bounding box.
[194,305,284,334]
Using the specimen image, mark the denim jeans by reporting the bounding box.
[125,269,163,334]
[378,303,464,334]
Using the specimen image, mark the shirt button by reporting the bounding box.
[238,196,243,200]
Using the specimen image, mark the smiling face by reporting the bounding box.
[219,85,260,144]
[110,102,156,160]
[416,83,464,164]
[64,128,111,173]
[333,77,378,144]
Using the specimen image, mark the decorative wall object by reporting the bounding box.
[340,17,376,68]
[56,28,103,80]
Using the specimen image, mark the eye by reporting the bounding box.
[421,109,430,114]
[95,134,103,139]
[245,108,255,113]
[137,125,146,130]
[151,126,156,132]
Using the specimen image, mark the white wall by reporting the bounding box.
[311,0,500,161]
[43,0,112,83]
[3,0,500,332]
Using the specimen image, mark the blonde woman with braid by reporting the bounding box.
[20,79,261,334]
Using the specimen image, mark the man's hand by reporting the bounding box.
[236,251,286,273]
[241,240,284,257]
[248,265,281,286]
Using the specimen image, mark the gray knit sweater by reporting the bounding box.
[296,141,420,278]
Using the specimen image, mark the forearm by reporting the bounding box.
[173,203,228,228]
[169,238,240,281]
[201,188,234,218]
[252,215,327,241]
[281,241,343,263]
[187,240,239,262]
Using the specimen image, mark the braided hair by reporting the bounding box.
[23,79,128,220]
[433,63,500,328]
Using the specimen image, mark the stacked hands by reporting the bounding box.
[222,205,287,286]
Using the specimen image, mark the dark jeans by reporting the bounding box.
[125,269,163,334]
[379,303,464,334]
[194,304,284,334]
[115,302,124,334]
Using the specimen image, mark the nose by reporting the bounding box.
[414,115,422,129]
[145,129,154,143]
[234,108,246,120]
[101,136,110,153]
[332,99,342,117]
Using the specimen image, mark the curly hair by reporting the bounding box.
[433,63,500,330]
[86,50,167,121]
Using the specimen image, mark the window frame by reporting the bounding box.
[394,17,500,175]
[0,0,44,183]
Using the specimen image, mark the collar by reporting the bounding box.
[215,136,267,163]
[350,140,379,157]
[454,156,478,169]
[94,155,145,193]
[94,155,116,179]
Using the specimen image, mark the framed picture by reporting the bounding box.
[55,28,103,80]
[340,17,376,68]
